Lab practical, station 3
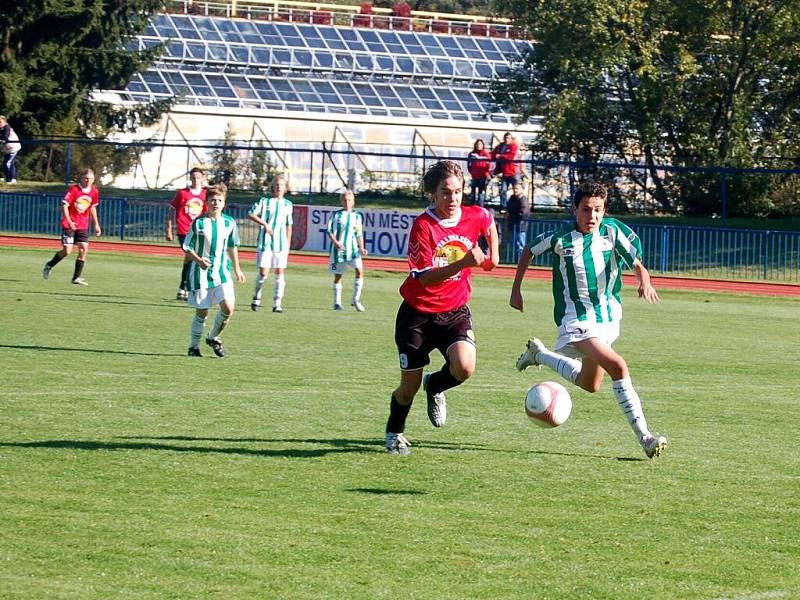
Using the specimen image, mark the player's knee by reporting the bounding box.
[451,361,475,382]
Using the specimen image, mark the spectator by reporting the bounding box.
[491,131,520,210]
[0,115,21,184]
[505,182,531,263]
[466,139,492,207]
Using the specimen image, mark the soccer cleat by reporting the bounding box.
[250,300,260,311]
[385,432,411,456]
[641,434,668,459]
[71,277,88,286]
[205,337,226,358]
[42,263,51,280]
[272,306,283,313]
[423,373,447,428]
[516,337,546,372]
[187,347,202,357]
[351,301,365,312]
[176,289,188,301]
[333,304,343,311]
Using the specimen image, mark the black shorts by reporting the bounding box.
[395,301,475,370]
[62,228,90,245]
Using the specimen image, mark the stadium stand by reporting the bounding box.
[100,0,539,190]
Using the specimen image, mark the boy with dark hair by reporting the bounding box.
[509,181,667,458]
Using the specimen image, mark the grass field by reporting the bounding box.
[1,247,798,599]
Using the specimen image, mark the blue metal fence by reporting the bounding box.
[2,191,798,282]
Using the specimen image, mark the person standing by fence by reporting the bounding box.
[505,182,530,263]
[0,115,21,184]
[491,132,520,210]
[166,167,207,301]
[42,168,102,285]
[467,139,492,207]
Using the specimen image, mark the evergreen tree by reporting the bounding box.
[0,1,170,180]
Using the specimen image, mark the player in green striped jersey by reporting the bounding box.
[182,184,246,358]
[247,174,294,313]
[510,182,668,458]
[327,189,368,311]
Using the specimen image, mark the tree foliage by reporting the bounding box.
[0,0,169,180]
[491,0,800,216]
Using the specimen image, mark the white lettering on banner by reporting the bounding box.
[304,205,417,258]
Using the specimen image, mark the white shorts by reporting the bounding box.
[188,282,235,309]
[328,257,363,275]
[257,249,289,270]
[554,319,620,359]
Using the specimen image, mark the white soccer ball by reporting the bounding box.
[525,381,572,428]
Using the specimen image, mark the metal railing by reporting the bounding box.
[2,192,798,282]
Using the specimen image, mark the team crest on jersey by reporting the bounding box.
[433,234,473,272]
[74,194,93,213]
[185,198,204,217]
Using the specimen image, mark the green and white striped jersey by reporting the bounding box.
[248,196,294,252]
[327,209,364,263]
[530,217,642,326]
[182,213,240,291]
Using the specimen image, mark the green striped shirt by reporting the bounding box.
[327,209,364,263]
[182,213,240,292]
[530,217,642,326]
[248,196,294,252]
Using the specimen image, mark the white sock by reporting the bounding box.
[273,275,285,308]
[353,278,364,303]
[333,282,342,306]
[612,377,650,440]
[253,275,266,301]
[190,315,206,348]
[537,346,581,384]
[208,310,230,340]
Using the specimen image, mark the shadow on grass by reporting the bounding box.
[18,290,187,309]
[1,435,639,460]
[346,488,427,495]
[0,343,184,357]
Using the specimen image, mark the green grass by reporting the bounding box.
[1,247,798,599]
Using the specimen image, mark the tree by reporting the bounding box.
[0,1,170,180]
[209,123,244,187]
[490,0,800,216]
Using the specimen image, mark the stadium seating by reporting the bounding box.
[124,12,532,123]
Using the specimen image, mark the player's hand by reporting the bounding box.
[95,226,102,237]
[166,231,173,242]
[638,284,660,303]
[68,220,77,230]
[463,246,486,268]
[481,253,498,271]
[198,258,211,269]
[265,225,274,236]
[234,268,246,283]
[509,288,524,312]
[361,247,368,257]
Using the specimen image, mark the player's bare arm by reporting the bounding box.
[91,206,102,236]
[247,212,273,236]
[633,260,660,303]
[483,222,500,271]
[165,206,175,241]
[509,246,533,312]
[229,247,246,283]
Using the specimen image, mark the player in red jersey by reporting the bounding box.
[385,160,500,455]
[42,168,102,285]
[166,167,207,300]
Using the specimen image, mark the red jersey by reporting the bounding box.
[400,205,494,313]
[170,187,207,236]
[467,148,492,180]
[61,185,99,230]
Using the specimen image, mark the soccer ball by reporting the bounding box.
[525,381,572,428]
